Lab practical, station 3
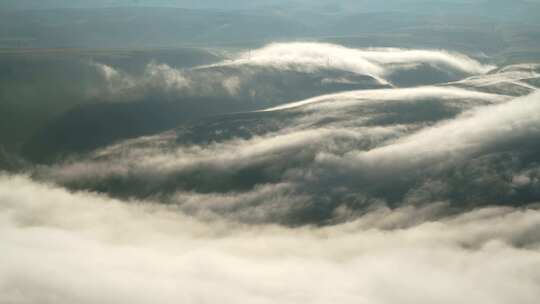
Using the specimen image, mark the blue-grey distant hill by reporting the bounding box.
[1,1,539,49]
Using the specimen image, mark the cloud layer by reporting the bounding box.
[1,174,540,304]
[206,43,496,85]
[34,88,540,224]
[91,42,497,105]
[4,42,540,302]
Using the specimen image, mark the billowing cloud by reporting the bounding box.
[40,85,516,189]
[448,63,540,95]
[262,86,508,112]
[5,22,540,304]
[92,61,192,98]
[28,86,539,224]
[40,127,393,185]
[330,90,540,171]
[205,42,495,85]
[91,59,386,106]
[1,174,540,304]
[89,43,500,107]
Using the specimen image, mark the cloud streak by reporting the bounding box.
[262,85,508,112]
[90,43,498,107]
[206,42,495,85]
[334,90,540,171]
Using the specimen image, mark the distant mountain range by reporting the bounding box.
[1,3,539,50]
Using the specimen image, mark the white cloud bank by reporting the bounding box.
[330,90,540,171]
[3,44,540,303]
[1,174,540,304]
[207,42,495,84]
[262,85,508,112]
[449,63,540,95]
[40,86,518,188]
[90,42,505,107]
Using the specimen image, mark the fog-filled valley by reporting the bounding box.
[1,1,540,303]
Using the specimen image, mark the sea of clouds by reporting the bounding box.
[2,42,540,303]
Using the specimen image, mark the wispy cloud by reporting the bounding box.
[262,86,508,111]
[205,43,495,85]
